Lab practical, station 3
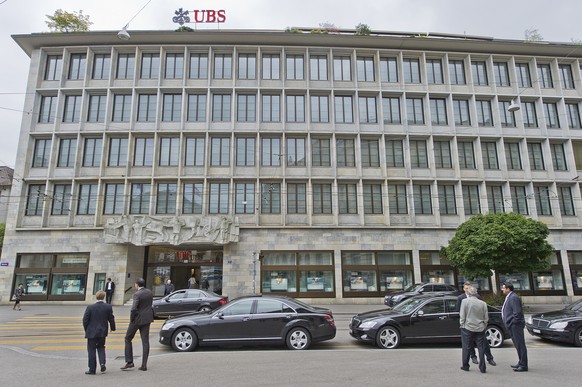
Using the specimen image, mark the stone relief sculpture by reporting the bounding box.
[104,215,239,246]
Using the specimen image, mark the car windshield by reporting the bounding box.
[403,283,424,292]
[392,297,426,314]
[565,299,582,312]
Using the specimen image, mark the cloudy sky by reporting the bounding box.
[1,0,582,169]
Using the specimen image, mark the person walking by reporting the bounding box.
[188,274,198,289]
[83,290,116,375]
[164,279,175,296]
[459,286,489,373]
[501,282,528,372]
[13,283,24,310]
[104,277,115,304]
[121,278,154,372]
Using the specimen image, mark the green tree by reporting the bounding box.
[0,223,5,253]
[524,28,543,42]
[440,212,553,280]
[46,9,92,32]
[355,23,371,36]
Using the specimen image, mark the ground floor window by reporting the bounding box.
[568,251,582,295]
[457,275,491,292]
[420,251,456,286]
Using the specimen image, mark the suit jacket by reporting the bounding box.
[83,300,116,339]
[502,291,525,328]
[105,281,115,293]
[130,287,154,326]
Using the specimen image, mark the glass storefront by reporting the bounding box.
[568,251,582,295]
[498,252,566,295]
[457,276,491,292]
[420,251,456,286]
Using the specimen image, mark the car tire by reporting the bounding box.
[199,305,212,312]
[486,325,504,348]
[171,327,198,352]
[574,327,582,347]
[376,326,401,349]
[286,327,311,350]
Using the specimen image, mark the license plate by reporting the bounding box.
[533,329,541,334]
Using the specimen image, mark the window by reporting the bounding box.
[39,95,57,123]
[287,183,307,214]
[286,95,305,122]
[430,98,447,125]
[104,183,124,215]
[510,185,528,215]
[32,138,52,168]
[44,55,62,81]
[68,53,86,80]
[403,58,420,83]
[527,142,545,170]
[410,140,428,168]
[209,182,229,214]
[559,64,575,89]
[189,53,208,79]
[493,62,510,86]
[159,137,179,166]
[187,94,207,122]
[471,61,488,86]
[156,183,177,214]
[462,184,480,215]
[337,138,355,167]
[458,141,475,169]
[134,137,153,167]
[236,137,255,166]
[544,102,560,128]
[87,95,106,123]
[534,186,552,215]
[449,60,466,84]
[338,183,358,214]
[438,185,456,215]
[516,63,532,87]
[77,184,97,215]
[505,142,522,170]
[130,183,151,214]
[261,183,281,214]
[406,98,424,125]
[63,95,82,123]
[388,184,408,214]
[521,101,538,128]
[413,184,432,214]
[212,94,231,121]
[359,96,377,123]
[551,143,567,171]
[262,54,280,80]
[237,94,256,122]
[57,138,77,167]
[476,100,493,126]
[51,184,71,215]
[452,99,470,126]
[26,184,46,216]
[116,53,135,79]
[165,53,184,79]
[335,96,353,123]
[487,185,505,213]
[83,138,102,167]
[311,138,331,167]
[426,59,443,84]
[92,54,110,80]
[262,94,280,122]
[210,137,230,166]
[558,186,575,216]
[286,55,304,80]
[162,94,182,122]
[382,97,401,124]
[566,103,582,129]
[112,94,132,122]
[312,183,332,214]
[334,56,351,81]
[385,139,404,167]
[361,139,380,167]
[537,64,553,88]
[499,101,516,127]
[141,53,160,79]
[310,55,328,81]
[238,53,256,79]
[310,95,329,123]
[108,138,128,166]
[183,183,203,214]
[137,94,157,122]
[185,137,205,166]
[357,57,374,82]
[286,138,306,166]
[380,57,398,82]
[235,183,255,214]
[214,53,232,79]
[363,183,383,214]
[481,141,499,169]
[434,140,452,168]
[262,137,281,166]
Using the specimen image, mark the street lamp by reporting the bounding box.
[116,0,153,40]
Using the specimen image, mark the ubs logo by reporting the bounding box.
[173,7,226,25]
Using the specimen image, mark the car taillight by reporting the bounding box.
[325,314,335,326]
[219,299,227,305]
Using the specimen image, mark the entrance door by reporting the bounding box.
[172,267,195,290]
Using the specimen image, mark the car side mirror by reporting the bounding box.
[418,289,424,294]
[417,310,424,317]
[165,298,170,302]
[216,312,224,319]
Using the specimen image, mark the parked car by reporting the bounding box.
[159,295,336,352]
[350,294,507,349]
[526,299,582,346]
[153,289,227,318]
[384,283,459,307]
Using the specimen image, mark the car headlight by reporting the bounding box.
[525,316,533,324]
[161,322,176,331]
[358,320,378,329]
[549,321,568,330]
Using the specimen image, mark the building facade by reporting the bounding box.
[0,166,14,224]
[3,29,582,305]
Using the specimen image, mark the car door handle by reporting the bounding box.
[242,316,251,322]
[439,316,447,320]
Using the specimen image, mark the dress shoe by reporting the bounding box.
[139,366,147,371]
[488,359,497,366]
[460,366,470,372]
[471,357,478,364]
[100,364,106,373]
[85,371,96,375]
[120,362,134,370]
[510,364,519,369]
[480,369,486,374]
[514,367,528,372]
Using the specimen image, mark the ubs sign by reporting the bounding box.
[172,7,226,25]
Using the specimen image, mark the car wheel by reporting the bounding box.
[286,327,311,350]
[199,305,212,312]
[171,328,197,352]
[574,327,582,347]
[376,326,401,349]
[486,325,504,348]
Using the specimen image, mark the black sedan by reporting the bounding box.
[153,289,227,318]
[350,294,507,349]
[384,283,459,307]
[159,295,336,352]
[526,299,582,346]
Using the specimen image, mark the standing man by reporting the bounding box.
[83,290,116,375]
[105,278,115,304]
[164,279,175,296]
[13,283,24,311]
[121,278,154,372]
[459,286,489,373]
[501,282,528,372]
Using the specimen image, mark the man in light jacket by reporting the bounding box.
[459,286,489,373]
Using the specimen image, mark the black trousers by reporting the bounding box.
[87,337,106,372]
[461,328,486,372]
[124,322,151,367]
[105,291,113,304]
[508,323,528,368]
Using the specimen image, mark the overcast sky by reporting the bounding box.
[1,0,582,169]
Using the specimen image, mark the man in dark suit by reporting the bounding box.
[105,278,115,304]
[83,290,116,375]
[501,282,528,372]
[121,278,154,371]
